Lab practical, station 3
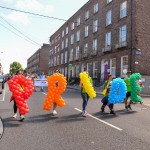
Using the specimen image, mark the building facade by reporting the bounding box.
[48,0,150,82]
[27,43,49,75]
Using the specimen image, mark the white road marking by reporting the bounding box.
[43,92,46,95]
[74,108,123,131]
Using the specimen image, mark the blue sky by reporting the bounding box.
[0,0,88,73]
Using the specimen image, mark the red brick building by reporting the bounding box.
[48,0,150,82]
[27,43,49,75]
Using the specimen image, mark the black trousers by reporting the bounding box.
[13,100,18,114]
[101,97,114,110]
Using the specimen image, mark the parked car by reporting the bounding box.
[0,75,4,93]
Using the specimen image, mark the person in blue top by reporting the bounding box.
[39,72,46,92]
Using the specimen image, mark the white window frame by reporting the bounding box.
[75,46,80,59]
[65,51,68,63]
[61,41,64,50]
[93,20,98,32]
[105,32,111,49]
[71,34,74,44]
[62,30,64,37]
[69,49,74,61]
[76,30,80,42]
[65,38,68,48]
[93,39,97,51]
[106,10,112,26]
[110,58,116,78]
[94,3,98,14]
[121,55,128,77]
[85,26,89,37]
[77,17,81,26]
[119,25,127,44]
[71,22,74,30]
[120,1,127,18]
[66,26,68,34]
[93,61,98,78]
[85,10,89,20]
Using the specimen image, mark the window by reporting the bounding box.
[105,32,111,49]
[85,10,89,20]
[93,39,97,51]
[121,55,128,77]
[106,10,112,26]
[65,51,68,63]
[84,43,88,53]
[69,49,74,61]
[75,65,80,77]
[76,30,80,42]
[119,25,127,45]
[54,57,56,66]
[120,1,127,18]
[71,22,74,30]
[61,53,64,64]
[93,61,98,78]
[93,20,98,32]
[61,41,64,50]
[94,3,98,14]
[75,46,80,59]
[77,17,80,26]
[62,30,64,37]
[107,0,112,4]
[57,55,60,65]
[85,26,89,37]
[65,38,68,48]
[110,58,116,77]
[66,26,68,34]
[65,67,67,76]
[71,34,74,44]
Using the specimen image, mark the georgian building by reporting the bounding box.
[27,43,49,75]
[48,0,150,82]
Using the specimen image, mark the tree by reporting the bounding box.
[9,61,23,74]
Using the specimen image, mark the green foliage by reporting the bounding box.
[9,61,23,74]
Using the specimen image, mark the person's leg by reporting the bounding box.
[81,93,88,117]
[127,100,132,110]
[109,104,115,114]
[125,92,130,110]
[12,100,17,118]
[52,102,57,115]
[101,97,108,112]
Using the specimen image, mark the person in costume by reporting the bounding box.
[52,69,60,115]
[11,69,25,122]
[101,74,115,115]
[124,71,132,110]
[80,69,93,117]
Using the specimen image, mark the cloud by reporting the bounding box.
[16,0,54,13]
[0,0,13,2]
[1,11,29,24]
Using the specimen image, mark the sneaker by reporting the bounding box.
[101,107,104,112]
[19,115,25,122]
[12,113,17,118]
[82,112,87,117]
[125,106,129,111]
[128,105,132,110]
[110,110,116,115]
[52,110,57,115]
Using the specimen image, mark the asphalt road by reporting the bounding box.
[0,84,150,150]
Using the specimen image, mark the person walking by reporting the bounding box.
[11,69,25,122]
[124,71,132,110]
[52,69,60,115]
[101,74,115,114]
[39,72,46,92]
[80,70,93,117]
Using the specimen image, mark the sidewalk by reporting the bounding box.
[67,84,150,97]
